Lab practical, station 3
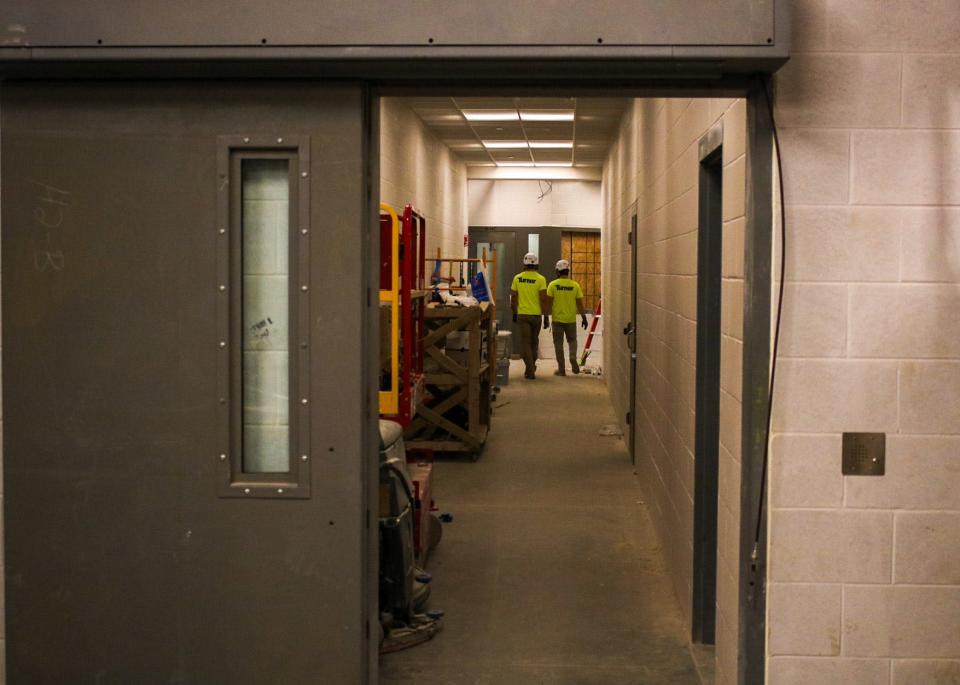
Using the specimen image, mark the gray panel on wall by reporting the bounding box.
[0,0,780,49]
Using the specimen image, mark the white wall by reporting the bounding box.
[468,179,601,228]
[380,98,468,259]
[766,2,960,683]
[602,97,747,684]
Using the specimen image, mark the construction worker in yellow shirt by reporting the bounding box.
[510,252,550,380]
[546,259,589,376]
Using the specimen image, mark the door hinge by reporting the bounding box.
[626,411,632,426]
[627,230,633,246]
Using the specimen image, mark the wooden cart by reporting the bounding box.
[403,304,495,459]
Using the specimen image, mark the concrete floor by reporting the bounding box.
[380,360,710,685]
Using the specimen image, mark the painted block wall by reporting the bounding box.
[380,97,469,260]
[766,1,960,683]
[468,179,602,229]
[602,97,747,684]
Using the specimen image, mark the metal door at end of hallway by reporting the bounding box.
[1,81,377,684]
[469,229,516,332]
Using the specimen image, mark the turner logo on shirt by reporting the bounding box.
[518,277,539,284]
[554,285,575,291]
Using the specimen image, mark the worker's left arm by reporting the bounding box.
[577,295,588,329]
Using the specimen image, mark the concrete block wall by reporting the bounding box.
[380,98,468,259]
[602,96,747,683]
[468,179,602,229]
[767,2,960,683]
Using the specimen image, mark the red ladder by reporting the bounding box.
[579,298,602,366]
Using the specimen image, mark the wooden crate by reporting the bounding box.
[403,305,495,458]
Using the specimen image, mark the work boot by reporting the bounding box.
[554,369,566,377]
[571,360,581,375]
[524,370,536,380]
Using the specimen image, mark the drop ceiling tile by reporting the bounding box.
[532,149,574,164]
[471,122,526,139]
[488,149,534,163]
[453,97,518,109]
[517,97,577,109]
[523,122,574,140]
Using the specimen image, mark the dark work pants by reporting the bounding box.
[552,322,578,370]
[516,314,542,375]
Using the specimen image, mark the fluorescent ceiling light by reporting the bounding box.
[462,110,520,121]
[421,113,467,122]
[482,141,529,149]
[535,162,574,167]
[520,110,575,122]
[529,141,574,149]
[496,161,535,167]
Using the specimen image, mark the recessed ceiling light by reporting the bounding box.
[529,141,574,149]
[482,141,529,149]
[463,110,520,122]
[496,161,536,167]
[520,111,575,122]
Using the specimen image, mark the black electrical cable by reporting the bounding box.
[754,76,787,547]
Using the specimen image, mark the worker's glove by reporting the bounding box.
[581,314,589,330]
[512,312,518,323]
[543,315,550,330]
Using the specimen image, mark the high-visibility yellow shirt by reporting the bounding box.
[511,270,547,315]
[547,277,584,323]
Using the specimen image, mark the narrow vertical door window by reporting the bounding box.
[241,159,291,473]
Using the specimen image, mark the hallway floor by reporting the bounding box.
[380,360,709,685]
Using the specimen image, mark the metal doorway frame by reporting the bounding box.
[0,69,775,685]
[692,131,724,646]
[373,79,774,685]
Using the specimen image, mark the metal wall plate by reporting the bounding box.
[842,432,886,476]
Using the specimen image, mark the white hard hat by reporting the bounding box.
[555,259,570,271]
[522,252,539,266]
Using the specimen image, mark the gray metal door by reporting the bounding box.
[470,229,516,331]
[1,81,377,684]
[627,213,639,463]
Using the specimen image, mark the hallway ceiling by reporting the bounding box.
[405,97,629,168]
